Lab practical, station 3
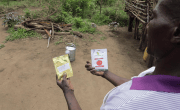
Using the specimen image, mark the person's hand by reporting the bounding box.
[85,61,105,76]
[56,73,74,92]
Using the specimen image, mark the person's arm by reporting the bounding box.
[101,70,130,87]
[63,89,82,110]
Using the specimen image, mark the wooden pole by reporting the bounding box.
[128,14,134,32]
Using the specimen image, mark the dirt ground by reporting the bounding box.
[0,8,147,110]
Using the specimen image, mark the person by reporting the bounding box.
[56,0,180,109]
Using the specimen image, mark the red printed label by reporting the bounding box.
[95,65,104,67]
[94,58,103,60]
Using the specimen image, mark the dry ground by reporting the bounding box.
[0,8,147,110]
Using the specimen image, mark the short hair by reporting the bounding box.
[158,0,180,23]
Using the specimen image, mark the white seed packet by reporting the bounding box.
[91,49,108,71]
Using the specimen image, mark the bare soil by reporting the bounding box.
[0,8,147,110]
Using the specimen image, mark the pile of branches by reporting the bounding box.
[14,19,83,38]
[14,19,72,36]
[14,19,83,48]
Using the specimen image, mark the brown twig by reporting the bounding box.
[58,25,65,32]
[44,28,51,37]
[44,10,58,20]
[51,23,54,40]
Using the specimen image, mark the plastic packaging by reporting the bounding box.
[53,54,73,80]
[91,49,108,71]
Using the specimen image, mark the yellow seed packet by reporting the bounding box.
[53,54,73,81]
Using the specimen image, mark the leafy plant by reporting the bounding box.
[31,10,39,19]
[91,13,112,25]
[23,8,31,18]
[1,12,25,28]
[73,17,84,28]
[71,17,96,33]
[62,0,90,18]
[102,7,128,27]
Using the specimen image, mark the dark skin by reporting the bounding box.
[147,0,180,77]
[56,0,180,109]
[56,64,130,110]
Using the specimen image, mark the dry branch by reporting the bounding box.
[35,30,71,35]
[72,31,83,38]
[51,23,54,39]
[58,25,65,32]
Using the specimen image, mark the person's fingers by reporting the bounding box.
[56,74,62,85]
[85,63,92,68]
[56,74,61,81]
[90,69,97,74]
[86,61,91,65]
[87,67,95,71]
[85,64,89,68]
[56,74,58,82]
[63,73,67,80]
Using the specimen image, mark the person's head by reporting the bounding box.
[147,0,180,60]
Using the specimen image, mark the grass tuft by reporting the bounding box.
[0,44,5,49]
[6,27,41,41]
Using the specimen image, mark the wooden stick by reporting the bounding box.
[57,25,65,32]
[44,28,51,37]
[34,30,71,35]
[51,23,54,40]
[132,2,147,7]
[43,10,58,20]
[147,1,150,23]
[47,30,51,48]
[125,1,147,12]
[126,6,147,18]
[131,11,146,24]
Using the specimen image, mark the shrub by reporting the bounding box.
[1,12,25,28]
[91,13,112,25]
[23,8,31,18]
[73,17,84,28]
[71,17,96,33]
[62,0,90,18]
[50,10,74,24]
[78,23,96,33]
[102,7,128,27]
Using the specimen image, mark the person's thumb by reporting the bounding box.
[63,73,67,80]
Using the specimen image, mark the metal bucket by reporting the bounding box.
[65,43,76,62]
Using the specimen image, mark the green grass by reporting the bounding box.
[54,39,63,45]
[94,31,103,35]
[5,27,41,41]
[54,37,64,45]
[74,42,79,46]
[0,0,39,7]
[0,44,5,49]
[100,36,107,40]
[1,0,129,42]
[2,41,7,43]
